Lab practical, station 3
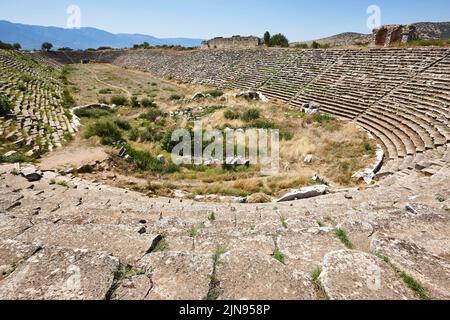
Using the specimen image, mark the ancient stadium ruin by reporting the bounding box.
[0,46,449,300]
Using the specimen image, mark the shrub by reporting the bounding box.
[270,34,289,47]
[140,109,164,122]
[99,88,113,94]
[129,128,140,141]
[169,94,182,101]
[295,43,309,49]
[0,94,12,117]
[204,89,224,98]
[311,41,320,49]
[264,31,271,46]
[20,74,33,83]
[61,89,76,108]
[140,98,157,108]
[224,110,241,120]
[110,95,128,106]
[124,145,179,174]
[74,107,112,118]
[131,96,140,108]
[113,118,131,131]
[85,120,123,145]
[251,119,278,129]
[242,108,260,122]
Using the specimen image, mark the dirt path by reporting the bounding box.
[38,136,110,171]
[86,67,132,98]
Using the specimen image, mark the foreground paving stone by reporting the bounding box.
[137,252,213,300]
[371,235,450,299]
[216,250,316,300]
[320,250,415,300]
[16,223,159,264]
[279,229,345,272]
[0,246,119,300]
[0,214,32,239]
[0,239,41,281]
[113,274,153,300]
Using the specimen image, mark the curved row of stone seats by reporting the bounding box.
[1,163,449,300]
[258,50,346,102]
[356,52,450,170]
[0,50,75,157]
[289,49,449,119]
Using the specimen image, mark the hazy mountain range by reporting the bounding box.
[0,20,204,50]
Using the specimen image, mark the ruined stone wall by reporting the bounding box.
[373,25,418,46]
[201,36,262,49]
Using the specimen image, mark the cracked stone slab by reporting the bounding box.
[278,229,345,272]
[0,239,41,281]
[371,235,450,299]
[0,246,119,300]
[165,228,275,256]
[16,223,159,264]
[320,250,415,300]
[216,250,316,300]
[0,214,33,239]
[137,252,213,300]
[113,274,153,300]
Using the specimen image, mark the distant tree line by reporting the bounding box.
[132,42,197,51]
[262,32,290,47]
[0,41,21,50]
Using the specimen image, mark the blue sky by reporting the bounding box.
[1,0,449,41]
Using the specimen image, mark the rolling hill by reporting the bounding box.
[293,21,450,47]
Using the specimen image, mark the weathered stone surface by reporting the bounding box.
[137,252,213,300]
[371,235,450,299]
[278,229,345,271]
[0,239,40,281]
[216,250,316,300]
[16,223,158,264]
[0,214,32,239]
[0,246,119,300]
[320,250,415,300]
[113,274,153,300]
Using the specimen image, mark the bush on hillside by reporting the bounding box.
[85,120,123,145]
[241,108,261,122]
[0,94,12,117]
[110,95,128,106]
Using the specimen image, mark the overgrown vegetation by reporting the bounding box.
[205,246,227,300]
[311,267,328,300]
[334,228,353,249]
[269,33,290,47]
[375,252,431,300]
[0,94,12,117]
[74,107,113,118]
[110,95,128,106]
[85,119,124,145]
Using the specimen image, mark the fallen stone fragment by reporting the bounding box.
[276,185,328,202]
[20,166,42,182]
